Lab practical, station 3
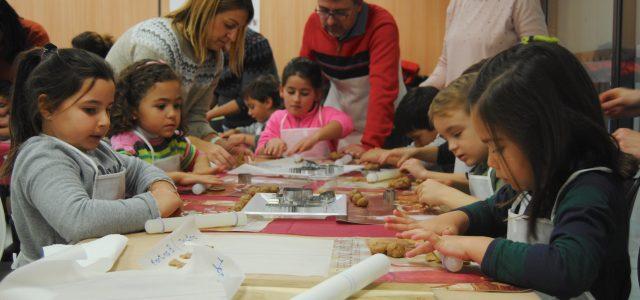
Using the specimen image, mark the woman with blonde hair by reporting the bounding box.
[107,0,254,168]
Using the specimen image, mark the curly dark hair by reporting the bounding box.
[109,59,181,136]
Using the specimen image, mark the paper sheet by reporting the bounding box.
[198,234,334,277]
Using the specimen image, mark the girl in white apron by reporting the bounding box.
[108,60,222,187]
[385,42,637,299]
[256,57,354,159]
[4,46,183,268]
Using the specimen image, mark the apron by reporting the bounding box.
[507,167,612,300]
[280,107,332,159]
[52,137,126,200]
[468,167,495,200]
[133,130,181,172]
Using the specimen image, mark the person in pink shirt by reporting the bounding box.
[256,57,354,159]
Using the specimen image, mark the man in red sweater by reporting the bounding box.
[300,0,406,157]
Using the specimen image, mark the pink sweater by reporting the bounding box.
[421,0,548,89]
[256,106,354,153]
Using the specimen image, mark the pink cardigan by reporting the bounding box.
[256,106,354,153]
[421,0,548,89]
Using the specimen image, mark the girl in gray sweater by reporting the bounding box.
[4,45,182,268]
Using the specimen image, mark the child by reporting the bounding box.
[256,57,354,158]
[109,59,222,186]
[398,73,498,209]
[359,86,454,172]
[5,45,182,267]
[386,42,636,299]
[221,74,281,150]
[71,31,114,58]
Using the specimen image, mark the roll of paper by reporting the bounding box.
[144,212,248,234]
[334,154,353,166]
[291,253,390,300]
[366,169,401,183]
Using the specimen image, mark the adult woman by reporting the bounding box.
[419,0,547,173]
[106,0,253,167]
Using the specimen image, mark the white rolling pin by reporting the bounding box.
[334,154,353,165]
[144,212,247,234]
[192,183,208,195]
[435,251,464,272]
[292,253,390,300]
[366,169,401,183]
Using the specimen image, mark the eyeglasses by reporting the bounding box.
[315,7,352,20]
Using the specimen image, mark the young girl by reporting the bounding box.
[5,45,182,267]
[221,74,281,150]
[109,59,222,187]
[256,57,353,158]
[385,42,636,299]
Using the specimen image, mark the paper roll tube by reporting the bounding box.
[366,169,401,183]
[145,212,248,234]
[291,253,390,300]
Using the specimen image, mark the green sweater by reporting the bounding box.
[458,172,630,299]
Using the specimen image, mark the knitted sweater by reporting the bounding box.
[214,28,278,129]
[106,18,223,138]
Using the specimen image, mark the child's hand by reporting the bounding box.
[149,180,182,217]
[407,234,493,265]
[378,147,418,166]
[202,143,236,168]
[264,138,287,157]
[176,173,223,186]
[399,158,429,179]
[384,209,420,232]
[342,143,366,158]
[416,179,457,207]
[286,135,319,156]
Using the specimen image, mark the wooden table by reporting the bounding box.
[113,231,541,300]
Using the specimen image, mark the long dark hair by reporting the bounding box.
[2,45,114,176]
[0,0,28,65]
[109,59,181,136]
[469,42,638,234]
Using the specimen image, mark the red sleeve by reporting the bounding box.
[361,20,401,149]
[299,13,317,60]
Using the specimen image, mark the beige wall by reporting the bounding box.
[260,0,449,75]
[8,0,160,48]
[9,0,449,76]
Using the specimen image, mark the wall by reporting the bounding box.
[9,0,449,75]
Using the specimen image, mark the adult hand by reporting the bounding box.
[201,142,236,168]
[359,148,387,163]
[378,147,418,166]
[613,128,640,159]
[342,143,366,158]
[599,87,640,118]
[263,138,287,157]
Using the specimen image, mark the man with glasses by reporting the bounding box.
[300,0,406,157]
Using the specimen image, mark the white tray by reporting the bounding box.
[242,193,347,219]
